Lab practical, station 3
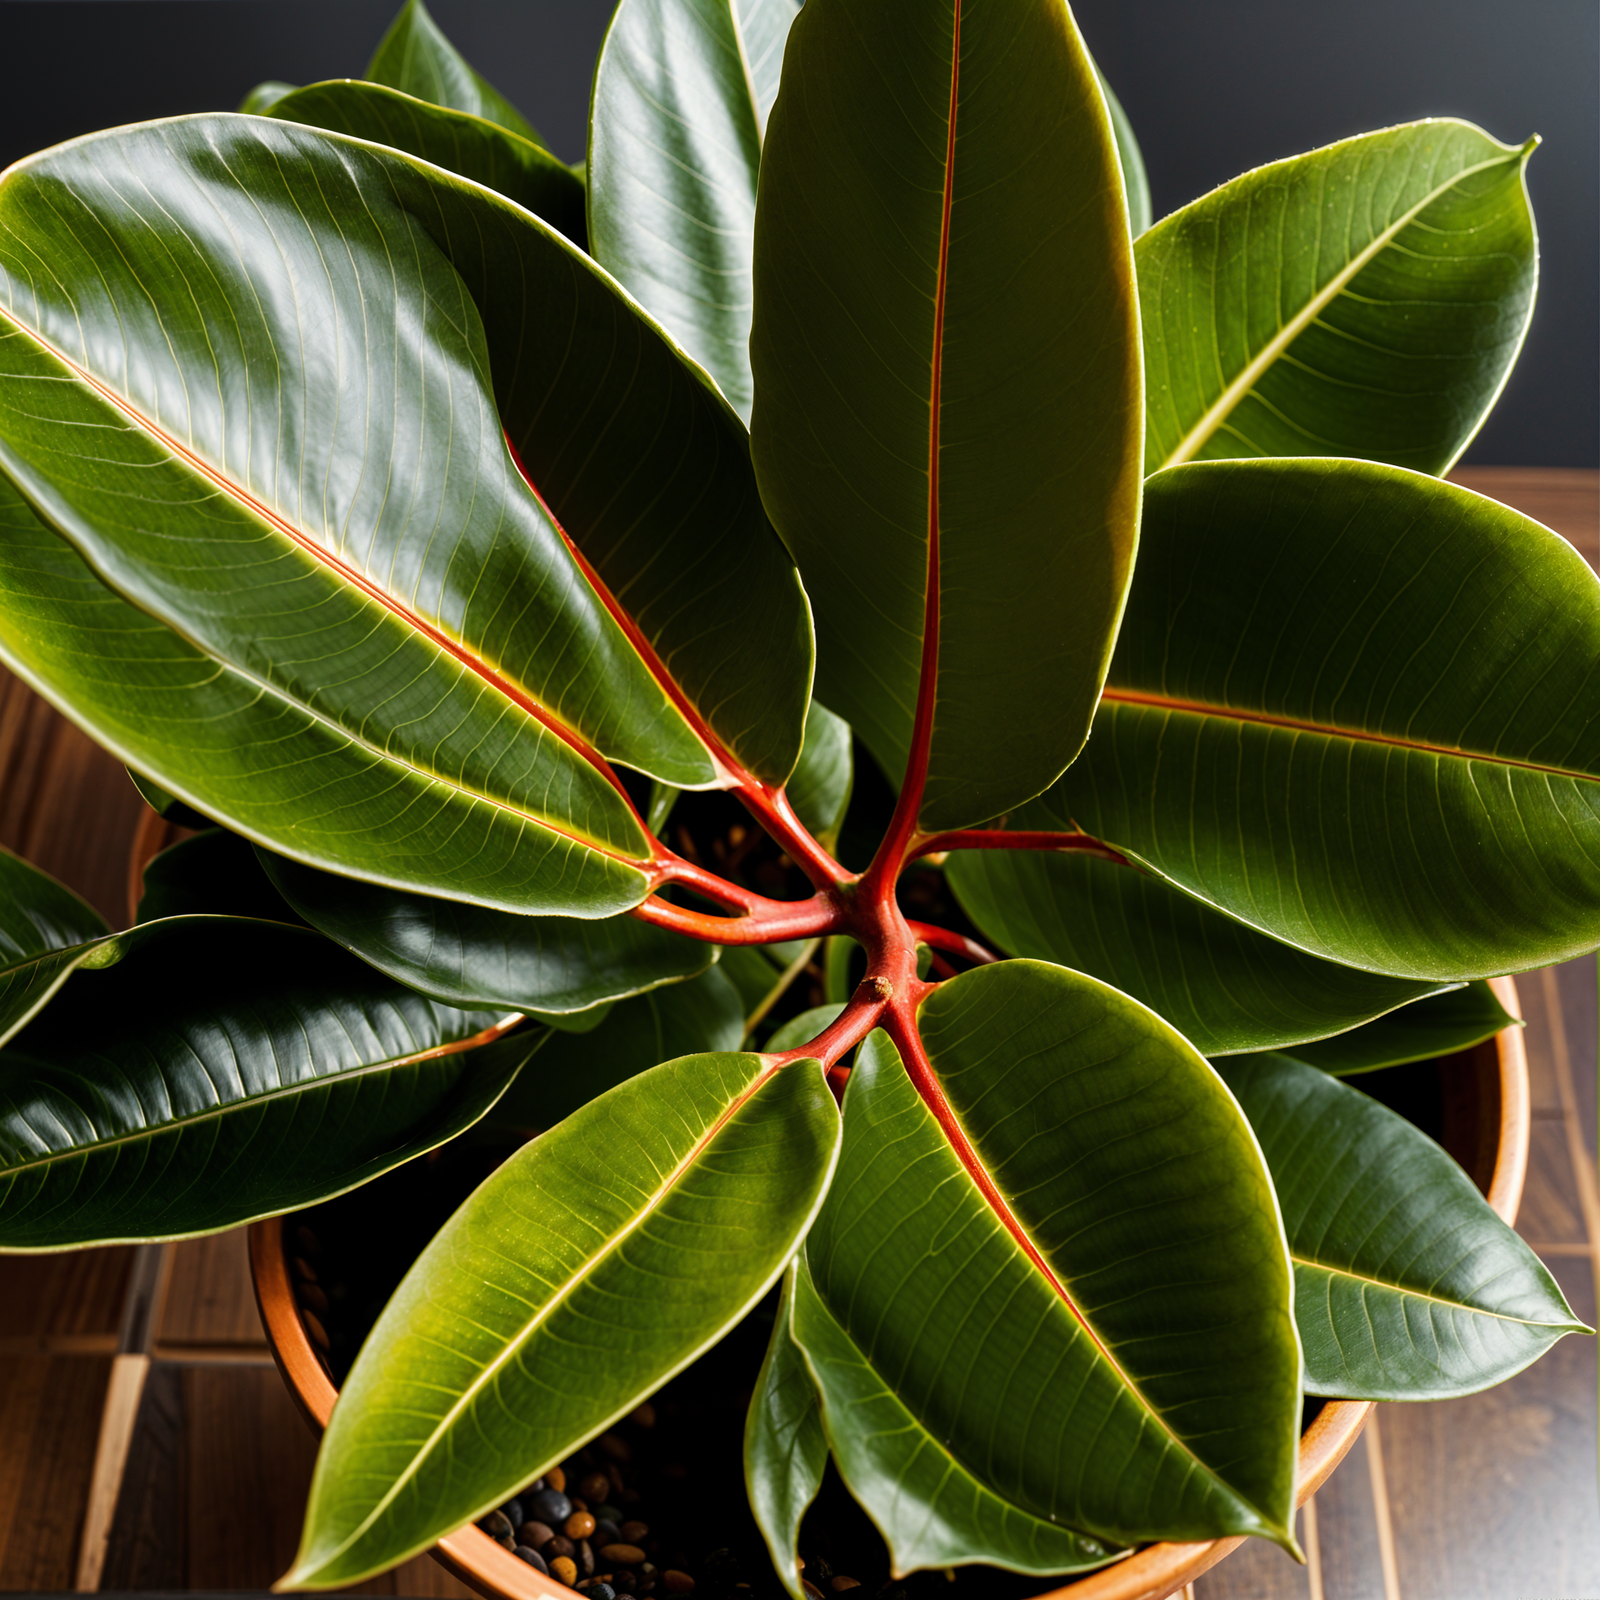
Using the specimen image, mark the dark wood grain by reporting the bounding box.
[0,1250,133,1347]
[158,1230,266,1353]
[0,1356,113,1589]
[1380,1258,1599,1599]
[0,666,146,929]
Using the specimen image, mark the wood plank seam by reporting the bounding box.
[1537,966,1600,1290]
[1363,1412,1403,1600]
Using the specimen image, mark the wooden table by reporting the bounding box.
[0,470,1595,1600]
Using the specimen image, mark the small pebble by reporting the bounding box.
[547,1535,576,1560]
[619,1520,649,1544]
[579,1539,596,1577]
[550,1556,578,1586]
[522,1520,555,1549]
[292,1255,319,1283]
[478,1510,515,1542]
[628,1402,656,1428]
[302,1310,330,1351]
[546,1465,568,1493]
[597,1432,632,1464]
[566,1512,596,1540]
[580,1472,612,1503]
[802,1584,823,1600]
[661,1574,694,1596]
[514,1546,548,1575]
[594,1504,624,1525]
[594,1520,622,1547]
[830,1582,861,1593]
[531,1488,573,1525]
[502,1498,524,1529]
[600,1544,646,1566]
[297,1280,329,1314]
[585,1585,616,1600]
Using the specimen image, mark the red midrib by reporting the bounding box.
[878,0,960,861]
[888,1004,1219,1474]
[1101,685,1598,782]
[0,305,655,857]
[503,435,737,789]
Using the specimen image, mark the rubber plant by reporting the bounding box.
[0,0,1590,1590]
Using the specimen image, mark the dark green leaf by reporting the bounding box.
[493,965,743,1126]
[591,0,798,417]
[946,837,1450,1055]
[718,944,787,1014]
[745,1260,827,1599]
[1048,459,1600,980]
[750,0,1142,828]
[286,1050,841,1587]
[0,849,112,1049]
[366,0,544,146]
[264,79,585,246]
[1095,68,1150,237]
[789,1254,1123,1578]
[0,125,722,916]
[138,830,302,925]
[126,768,211,831]
[1140,120,1537,474]
[807,962,1300,1550]
[765,1003,843,1052]
[1289,982,1516,1075]
[0,917,532,1249]
[259,849,715,1017]
[785,701,852,851]
[1217,1052,1588,1398]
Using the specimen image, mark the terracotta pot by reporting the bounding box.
[250,975,1529,1600]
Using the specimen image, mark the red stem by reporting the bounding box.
[862,1,960,896]
[631,887,843,944]
[766,986,889,1073]
[906,829,1134,869]
[906,921,998,966]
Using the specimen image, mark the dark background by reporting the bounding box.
[0,0,1593,466]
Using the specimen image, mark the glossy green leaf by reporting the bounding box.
[1218,1052,1588,1398]
[287,1049,841,1588]
[591,0,800,418]
[1048,459,1600,980]
[789,1254,1123,1578]
[750,0,1142,829]
[0,849,112,1050]
[0,122,723,917]
[1096,68,1151,237]
[259,849,715,1018]
[946,838,1450,1056]
[137,830,302,926]
[264,79,585,246]
[1140,119,1537,475]
[807,962,1300,1550]
[744,1260,827,1599]
[366,0,544,146]
[1289,982,1515,1075]
[0,917,533,1249]
[493,965,743,1126]
[765,1003,844,1053]
[785,701,853,851]
[240,81,297,114]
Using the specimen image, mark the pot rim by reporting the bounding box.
[250,974,1530,1600]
